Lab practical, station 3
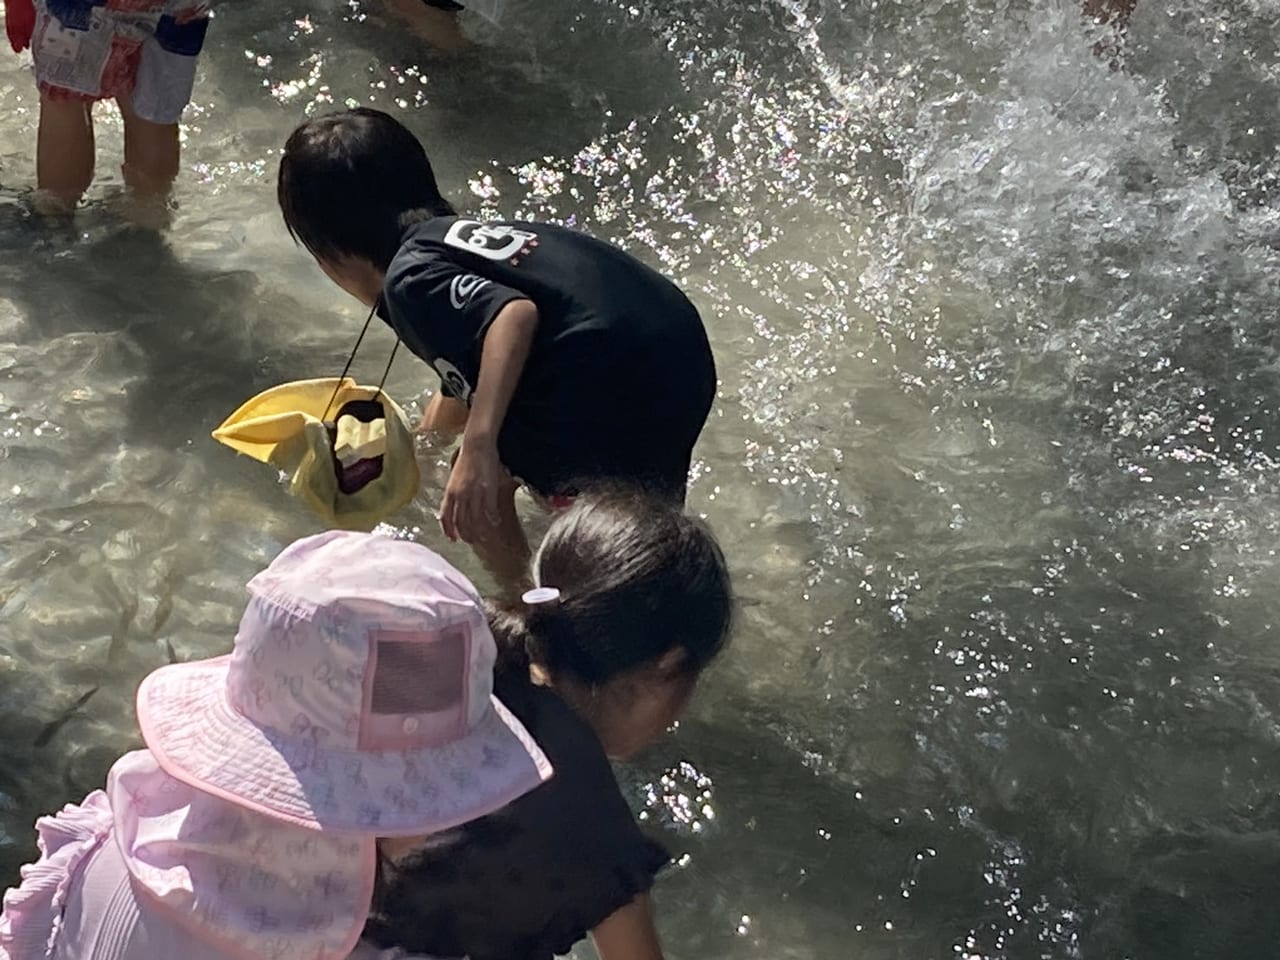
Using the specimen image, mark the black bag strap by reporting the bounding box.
[322,298,402,422]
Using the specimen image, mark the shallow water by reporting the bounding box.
[3,0,1280,957]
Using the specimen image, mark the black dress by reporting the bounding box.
[363,669,671,960]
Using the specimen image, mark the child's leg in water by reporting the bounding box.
[112,94,180,227]
[380,0,468,52]
[419,392,470,437]
[117,95,180,196]
[36,96,94,213]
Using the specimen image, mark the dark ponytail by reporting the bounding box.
[488,488,733,686]
[489,602,537,675]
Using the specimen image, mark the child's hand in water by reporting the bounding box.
[439,436,507,543]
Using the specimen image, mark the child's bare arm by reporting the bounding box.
[590,895,665,960]
[467,478,532,602]
[438,299,539,544]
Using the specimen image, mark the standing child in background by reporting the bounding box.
[277,108,718,596]
[380,0,505,52]
[4,0,211,214]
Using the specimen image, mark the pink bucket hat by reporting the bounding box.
[136,530,553,836]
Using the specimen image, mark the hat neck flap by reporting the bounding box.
[108,750,376,960]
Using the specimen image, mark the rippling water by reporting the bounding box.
[4,1,1280,957]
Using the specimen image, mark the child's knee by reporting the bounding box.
[38,94,92,128]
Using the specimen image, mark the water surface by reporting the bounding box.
[2,2,1280,957]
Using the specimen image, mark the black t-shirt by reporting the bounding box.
[380,217,716,495]
[363,669,671,960]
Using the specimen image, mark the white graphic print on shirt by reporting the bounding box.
[443,220,538,262]
[433,358,474,404]
[449,274,491,310]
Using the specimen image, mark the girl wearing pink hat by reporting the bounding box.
[0,530,553,960]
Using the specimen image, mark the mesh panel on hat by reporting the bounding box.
[359,623,472,752]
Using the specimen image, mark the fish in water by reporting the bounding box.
[89,573,139,663]
[106,595,138,663]
[152,588,174,635]
[150,564,186,636]
[33,686,100,748]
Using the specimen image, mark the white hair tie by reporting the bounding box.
[522,587,561,605]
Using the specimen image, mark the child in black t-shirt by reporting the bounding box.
[368,491,735,960]
[277,108,717,593]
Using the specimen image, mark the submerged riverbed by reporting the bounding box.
[3,1,1280,957]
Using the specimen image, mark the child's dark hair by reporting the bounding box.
[278,108,457,270]
[491,489,734,685]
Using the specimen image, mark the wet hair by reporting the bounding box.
[490,489,734,686]
[277,108,457,270]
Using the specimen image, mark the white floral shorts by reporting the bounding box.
[32,0,209,124]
